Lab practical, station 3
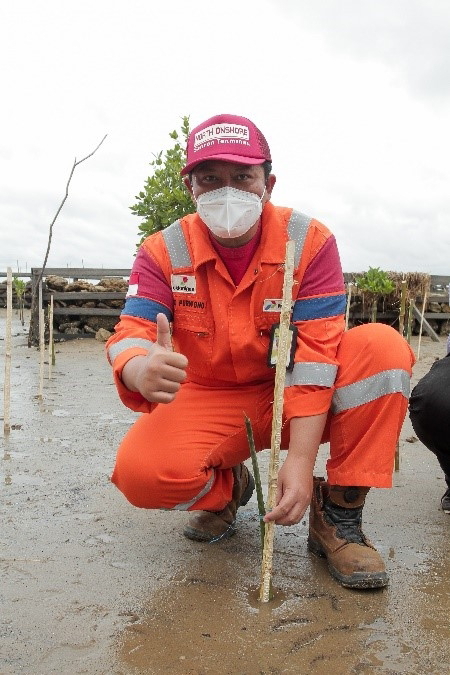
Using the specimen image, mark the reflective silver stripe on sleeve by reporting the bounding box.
[107,338,155,365]
[173,469,215,511]
[287,210,312,268]
[285,362,338,388]
[162,219,192,269]
[332,368,411,415]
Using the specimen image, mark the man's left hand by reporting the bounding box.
[263,455,313,526]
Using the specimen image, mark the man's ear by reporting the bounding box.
[265,174,276,201]
[183,176,194,196]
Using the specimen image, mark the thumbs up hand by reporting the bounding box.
[121,313,188,403]
[156,312,173,351]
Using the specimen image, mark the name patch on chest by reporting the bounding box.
[177,298,206,310]
[263,299,295,312]
[171,274,196,294]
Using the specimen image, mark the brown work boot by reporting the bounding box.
[308,477,388,589]
[183,464,255,543]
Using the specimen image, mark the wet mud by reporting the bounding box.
[1,310,449,674]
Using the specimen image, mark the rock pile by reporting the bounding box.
[45,276,128,339]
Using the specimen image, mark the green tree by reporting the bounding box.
[131,116,195,246]
[355,267,395,322]
[12,276,26,325]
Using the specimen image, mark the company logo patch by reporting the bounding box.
[194,123,250,152]
[126,272,139,297]
[171,274,196,294]
[263,299,295,312]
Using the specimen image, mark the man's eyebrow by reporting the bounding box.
[194,162,257,173]
[193,163,216,174]
[232,164,257,171]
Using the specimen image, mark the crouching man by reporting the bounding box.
[106,113,415,589]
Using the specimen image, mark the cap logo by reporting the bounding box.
[194,123,250,152]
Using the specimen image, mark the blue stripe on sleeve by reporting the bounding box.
[293,294,346,321]
[121,297,173,322]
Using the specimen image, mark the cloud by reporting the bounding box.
[276,0,450,101]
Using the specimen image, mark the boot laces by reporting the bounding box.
[324,500,366,545]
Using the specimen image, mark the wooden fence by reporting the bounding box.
[1,268,449,342]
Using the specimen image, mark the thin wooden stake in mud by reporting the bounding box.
[394,440,400,472]
[3,267,12,435]
[48,295,54,379]
[259,240,295,603]
[398,279,407,337]
[345,282,352,330]
[406,299,415,345]
[395,279,408,471]
[417,290,428,361]
[38,309,45,400]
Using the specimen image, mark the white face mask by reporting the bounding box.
[195,186,265,239]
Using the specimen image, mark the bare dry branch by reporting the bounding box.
[28,134,107,346]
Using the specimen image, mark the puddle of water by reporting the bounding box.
[247,584,287,610]
[389,546,430,572]
[115,573,391,675]
[48,410,134,424]
[32,437,72,448]
[4,473,44,486]
[113,543,396,675]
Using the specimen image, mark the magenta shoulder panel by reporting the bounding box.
[127,247,173,311]
[297,235,345,298]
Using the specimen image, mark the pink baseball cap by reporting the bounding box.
[181,113,271,176]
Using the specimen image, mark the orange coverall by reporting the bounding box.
[106,203,415,511]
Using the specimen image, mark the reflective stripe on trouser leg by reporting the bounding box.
[172,470,216,511]
[326,323,415,488]
[331,369,411,415]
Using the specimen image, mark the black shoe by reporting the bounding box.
[441,487,450,514]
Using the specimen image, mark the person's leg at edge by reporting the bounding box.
[409,355,450,513]
[308,323,416,589]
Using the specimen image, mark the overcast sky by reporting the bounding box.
[1,0,449,276]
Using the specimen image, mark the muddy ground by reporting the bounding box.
[1,309,449,675]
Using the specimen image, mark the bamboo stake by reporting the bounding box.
[345,282,352,330]
[406,299,415,344]
[398,280,407,337]
[38,278,43,323]
[38,309,45,400]
[416,291,428,360]
[48,295,54,379]
[259,240,295,603]
[395,279,408,472]
[3,267,12,435]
